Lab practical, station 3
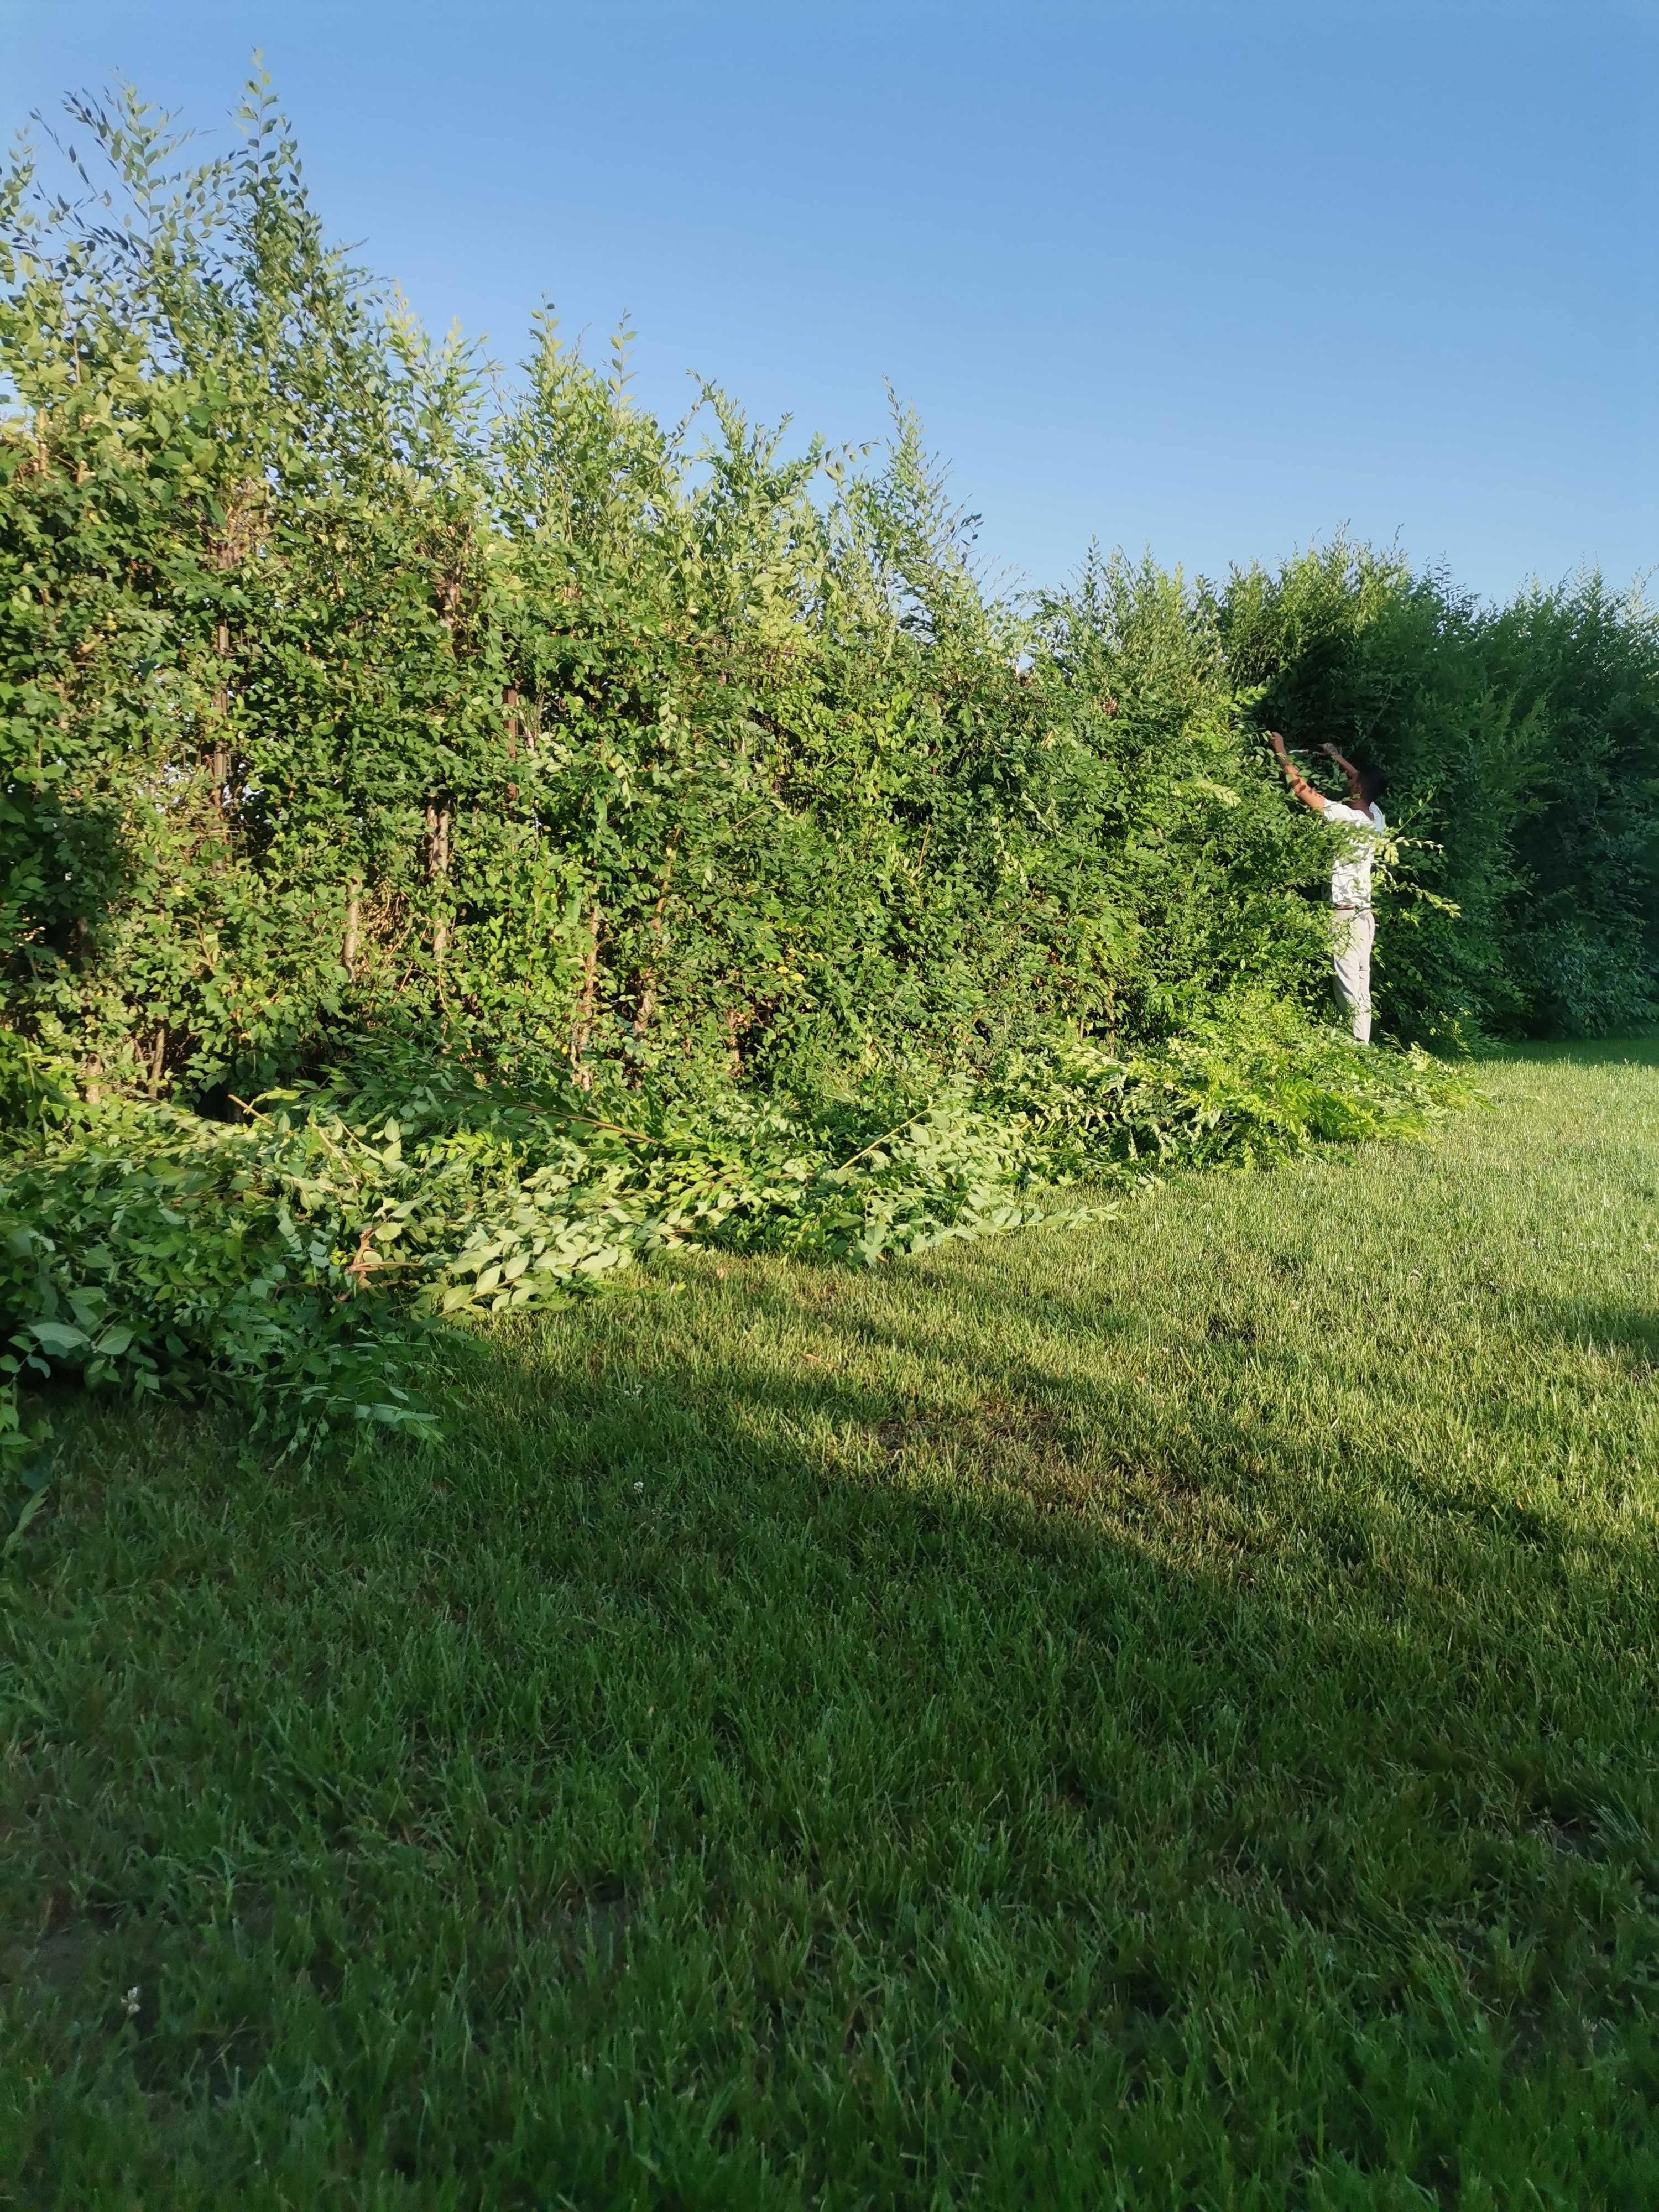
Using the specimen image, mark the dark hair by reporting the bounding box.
[1358,765,1390,805]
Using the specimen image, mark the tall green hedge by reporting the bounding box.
[2,81,1653,1119]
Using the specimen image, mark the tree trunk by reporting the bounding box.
[210,619,232,822]
[343,883,362,979]
[426,804,452,967]
[571,901,602,1091]
[632,830,682,1044]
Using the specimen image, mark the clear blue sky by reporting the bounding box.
[6,0,1655,603]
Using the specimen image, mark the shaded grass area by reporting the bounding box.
[3,1042,1658,2208]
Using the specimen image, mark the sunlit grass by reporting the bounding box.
[4,1042,1657,2208]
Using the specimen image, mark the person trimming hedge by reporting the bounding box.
[1267,730,1390,1045]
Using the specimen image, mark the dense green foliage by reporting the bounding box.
[0,81,1650,1468]
[2,86,1651,1104]
[0,86,1335,1109]
[7,1044,1658,2204]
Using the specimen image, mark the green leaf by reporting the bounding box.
[28,1322,90,1355]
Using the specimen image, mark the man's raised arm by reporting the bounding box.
[1319,742,1365,805]
[1266,729,1328,812]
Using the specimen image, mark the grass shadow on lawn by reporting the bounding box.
[6,1225,1658,2209]
[1476,1033,1659,1072]
[1534,1301,1659,1371]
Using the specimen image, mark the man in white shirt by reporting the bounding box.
[1266,731,1390,1044]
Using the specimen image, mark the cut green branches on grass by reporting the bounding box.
[1,1011,1475,1477]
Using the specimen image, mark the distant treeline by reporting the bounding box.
[3,82,1654,1113]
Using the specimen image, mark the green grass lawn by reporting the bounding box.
[4,1041,1658,2209]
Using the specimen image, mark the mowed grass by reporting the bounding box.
[4,1043,1658,2209]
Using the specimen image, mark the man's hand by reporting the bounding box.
[1266,729,1290,759]
[1318,742,1341,760]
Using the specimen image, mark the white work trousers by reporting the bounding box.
[1332,904,1375,1044]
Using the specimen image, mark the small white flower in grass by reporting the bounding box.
[123,1986,141,2017]
[633,1480,644,1493]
